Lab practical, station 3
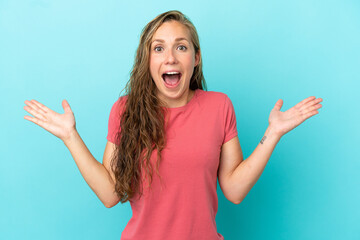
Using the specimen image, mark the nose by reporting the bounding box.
[164,49,178,65]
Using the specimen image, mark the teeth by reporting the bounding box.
[165,72,180,75]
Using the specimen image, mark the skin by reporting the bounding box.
[23,98,120,207]
[23,19,324,206]
[23,99,75,141]
[218,96,323,204]
[20,21,204,208]
[149,20,200,108]
[268,97,323,137]
[22,21,202,140]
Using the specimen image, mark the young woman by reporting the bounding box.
[23,10,323,240]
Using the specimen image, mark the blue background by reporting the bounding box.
[1,0,359,239]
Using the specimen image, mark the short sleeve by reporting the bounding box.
[222,94,238,145]
[106,96,126,145]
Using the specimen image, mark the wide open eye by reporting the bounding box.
[154,46,163,52]
[178,45,187,51]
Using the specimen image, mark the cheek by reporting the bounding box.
[186,52,196,64]
[149,59,158,75]
[184,56,196,70]
[150,56,161,69]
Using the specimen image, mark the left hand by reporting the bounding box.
[268,96,323,137]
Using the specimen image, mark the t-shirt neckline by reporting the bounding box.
[164,89,200,111]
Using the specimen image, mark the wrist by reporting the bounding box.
[62,128,79,144]
[265,125,282,141]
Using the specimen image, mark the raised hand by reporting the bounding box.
[23,99,76,142]
[268,96,323,137]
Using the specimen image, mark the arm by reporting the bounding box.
[23,99,120,208]
[63,130,120,208]
[219,96,322,204]
[228,126,281,204]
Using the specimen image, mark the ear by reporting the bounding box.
[194,50,201,67]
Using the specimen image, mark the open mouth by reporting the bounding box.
[162,72,182,86]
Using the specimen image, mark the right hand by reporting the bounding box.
[24,99,77,142]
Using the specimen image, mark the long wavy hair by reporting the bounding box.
[110,10,207,203]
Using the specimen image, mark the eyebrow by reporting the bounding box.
[151,37,189,44]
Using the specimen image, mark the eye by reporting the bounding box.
[154,46,163,52]
[178,45,187,51]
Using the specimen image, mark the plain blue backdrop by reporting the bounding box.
[1,0,359,239]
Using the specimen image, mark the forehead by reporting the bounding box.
[151,21,191,43]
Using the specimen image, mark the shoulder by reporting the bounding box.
[194,90,233,117]
[197,89,230,104]
[111,95,128,108]
[109,95,128,118]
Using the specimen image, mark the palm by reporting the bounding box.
[24,99,76,141]
[268,96,323,137]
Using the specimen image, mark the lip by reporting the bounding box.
[161,70,182,81]
[161,70,182,89]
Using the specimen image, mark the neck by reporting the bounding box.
[158,89,195,108]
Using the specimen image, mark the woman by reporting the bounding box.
[23,10,323,240]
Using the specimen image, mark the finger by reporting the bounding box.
[23,105,47,122]
[302,110,319,122]
[294,96,316,110]
[300,98,323,112]
[24,114,49,129]
[301,103,322,116]
[62,99,73,114]
[25,100,47,116]
[30,99,51,114]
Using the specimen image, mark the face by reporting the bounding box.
[149,20,200,108]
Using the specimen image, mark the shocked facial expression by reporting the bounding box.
[149,20,200,107]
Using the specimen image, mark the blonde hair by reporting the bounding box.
[111,10,207,203]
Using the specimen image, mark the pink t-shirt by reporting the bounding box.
[107,89,238,240]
